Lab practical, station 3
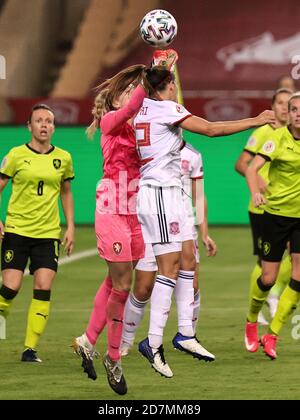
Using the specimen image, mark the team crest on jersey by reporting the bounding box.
[246,136,256,148]
[262,141,275,154]
[181,159,190,173]
[176,105,184,114]
[53,159,61,169]
[113,242,122,255]
[169,222,180,235]
[4,250,14,263]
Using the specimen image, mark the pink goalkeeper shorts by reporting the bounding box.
[95,213,145,262]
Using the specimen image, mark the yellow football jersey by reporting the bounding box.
[258,126,300,218]
[0,143,74,239]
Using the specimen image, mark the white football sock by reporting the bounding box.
[192,290,201,335]
[175,270,195,337]
[122,293,149,346]
[148,275,176,349]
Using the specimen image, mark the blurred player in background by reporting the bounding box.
[245,92,300,359]
[235,88,293,326]
[73,65,150,395]
[121,141,217,364]
[135,63,276,377]
[0,104,75,362]
[277,75,297,92]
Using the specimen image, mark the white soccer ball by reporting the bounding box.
[140,9,178,48]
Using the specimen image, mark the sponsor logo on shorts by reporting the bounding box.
[53,159,61,169]
[4,250,14,263]
[113,242,122,255]
[169,222,180,235]
[263,242,271,255]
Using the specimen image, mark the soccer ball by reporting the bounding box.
[140,9,177,48]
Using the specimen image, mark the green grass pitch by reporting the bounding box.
[0,226,299,400]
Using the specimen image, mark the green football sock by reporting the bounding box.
[249,263,262,303]
[24,290,51,350]
[269,255,291,298]
[247,276,272,323]
[0,285,18,318]
[270,279,300,336]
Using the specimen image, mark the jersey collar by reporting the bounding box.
[26,143,55,154]
[287,126,300,141]
[180,139,186,150]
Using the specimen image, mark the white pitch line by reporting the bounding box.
[57,248,99,265]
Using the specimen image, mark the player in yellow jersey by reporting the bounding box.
[235,89,292,325]
[0,104,75,362]
[245,92,300,359]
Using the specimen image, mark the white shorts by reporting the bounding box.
[135,240,200,272]
[135,243,157,271]
[137,185,187,244]
[181,214,196,242]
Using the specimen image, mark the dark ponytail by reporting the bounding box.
[145,66,175,92]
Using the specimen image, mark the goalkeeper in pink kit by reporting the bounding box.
[72,65,150,395]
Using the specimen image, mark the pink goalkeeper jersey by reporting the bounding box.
[96,85,146,215]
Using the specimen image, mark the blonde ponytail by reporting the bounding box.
[86,119,98,139]
[86,64,147,139]
[86,89,110,139]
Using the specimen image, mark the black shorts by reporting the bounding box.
[1,233,60,274]
[249,211,264,256]
[261,211,300,262]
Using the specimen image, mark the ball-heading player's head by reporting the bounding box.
[271,88,293,126]
[288,92,300,131]
[146,66,177,101]
[28,104,55,143]
[86,64,148,138]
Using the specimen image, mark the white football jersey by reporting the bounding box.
[134,98,191,187]
[181,142,204,225]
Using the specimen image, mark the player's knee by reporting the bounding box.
[180,254,196,271]
[116,281,132,293]
[261,271,276,287]
[134,283,152,301]
[160,266,180,280]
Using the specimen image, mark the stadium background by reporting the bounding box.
[1,0,300,224]
[1,0,300,401]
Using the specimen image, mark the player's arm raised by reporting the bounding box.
[245,155,267,208]
[180,110,275,137]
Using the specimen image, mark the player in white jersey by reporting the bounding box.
[121,143,217,370]
[134,65,275,378]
